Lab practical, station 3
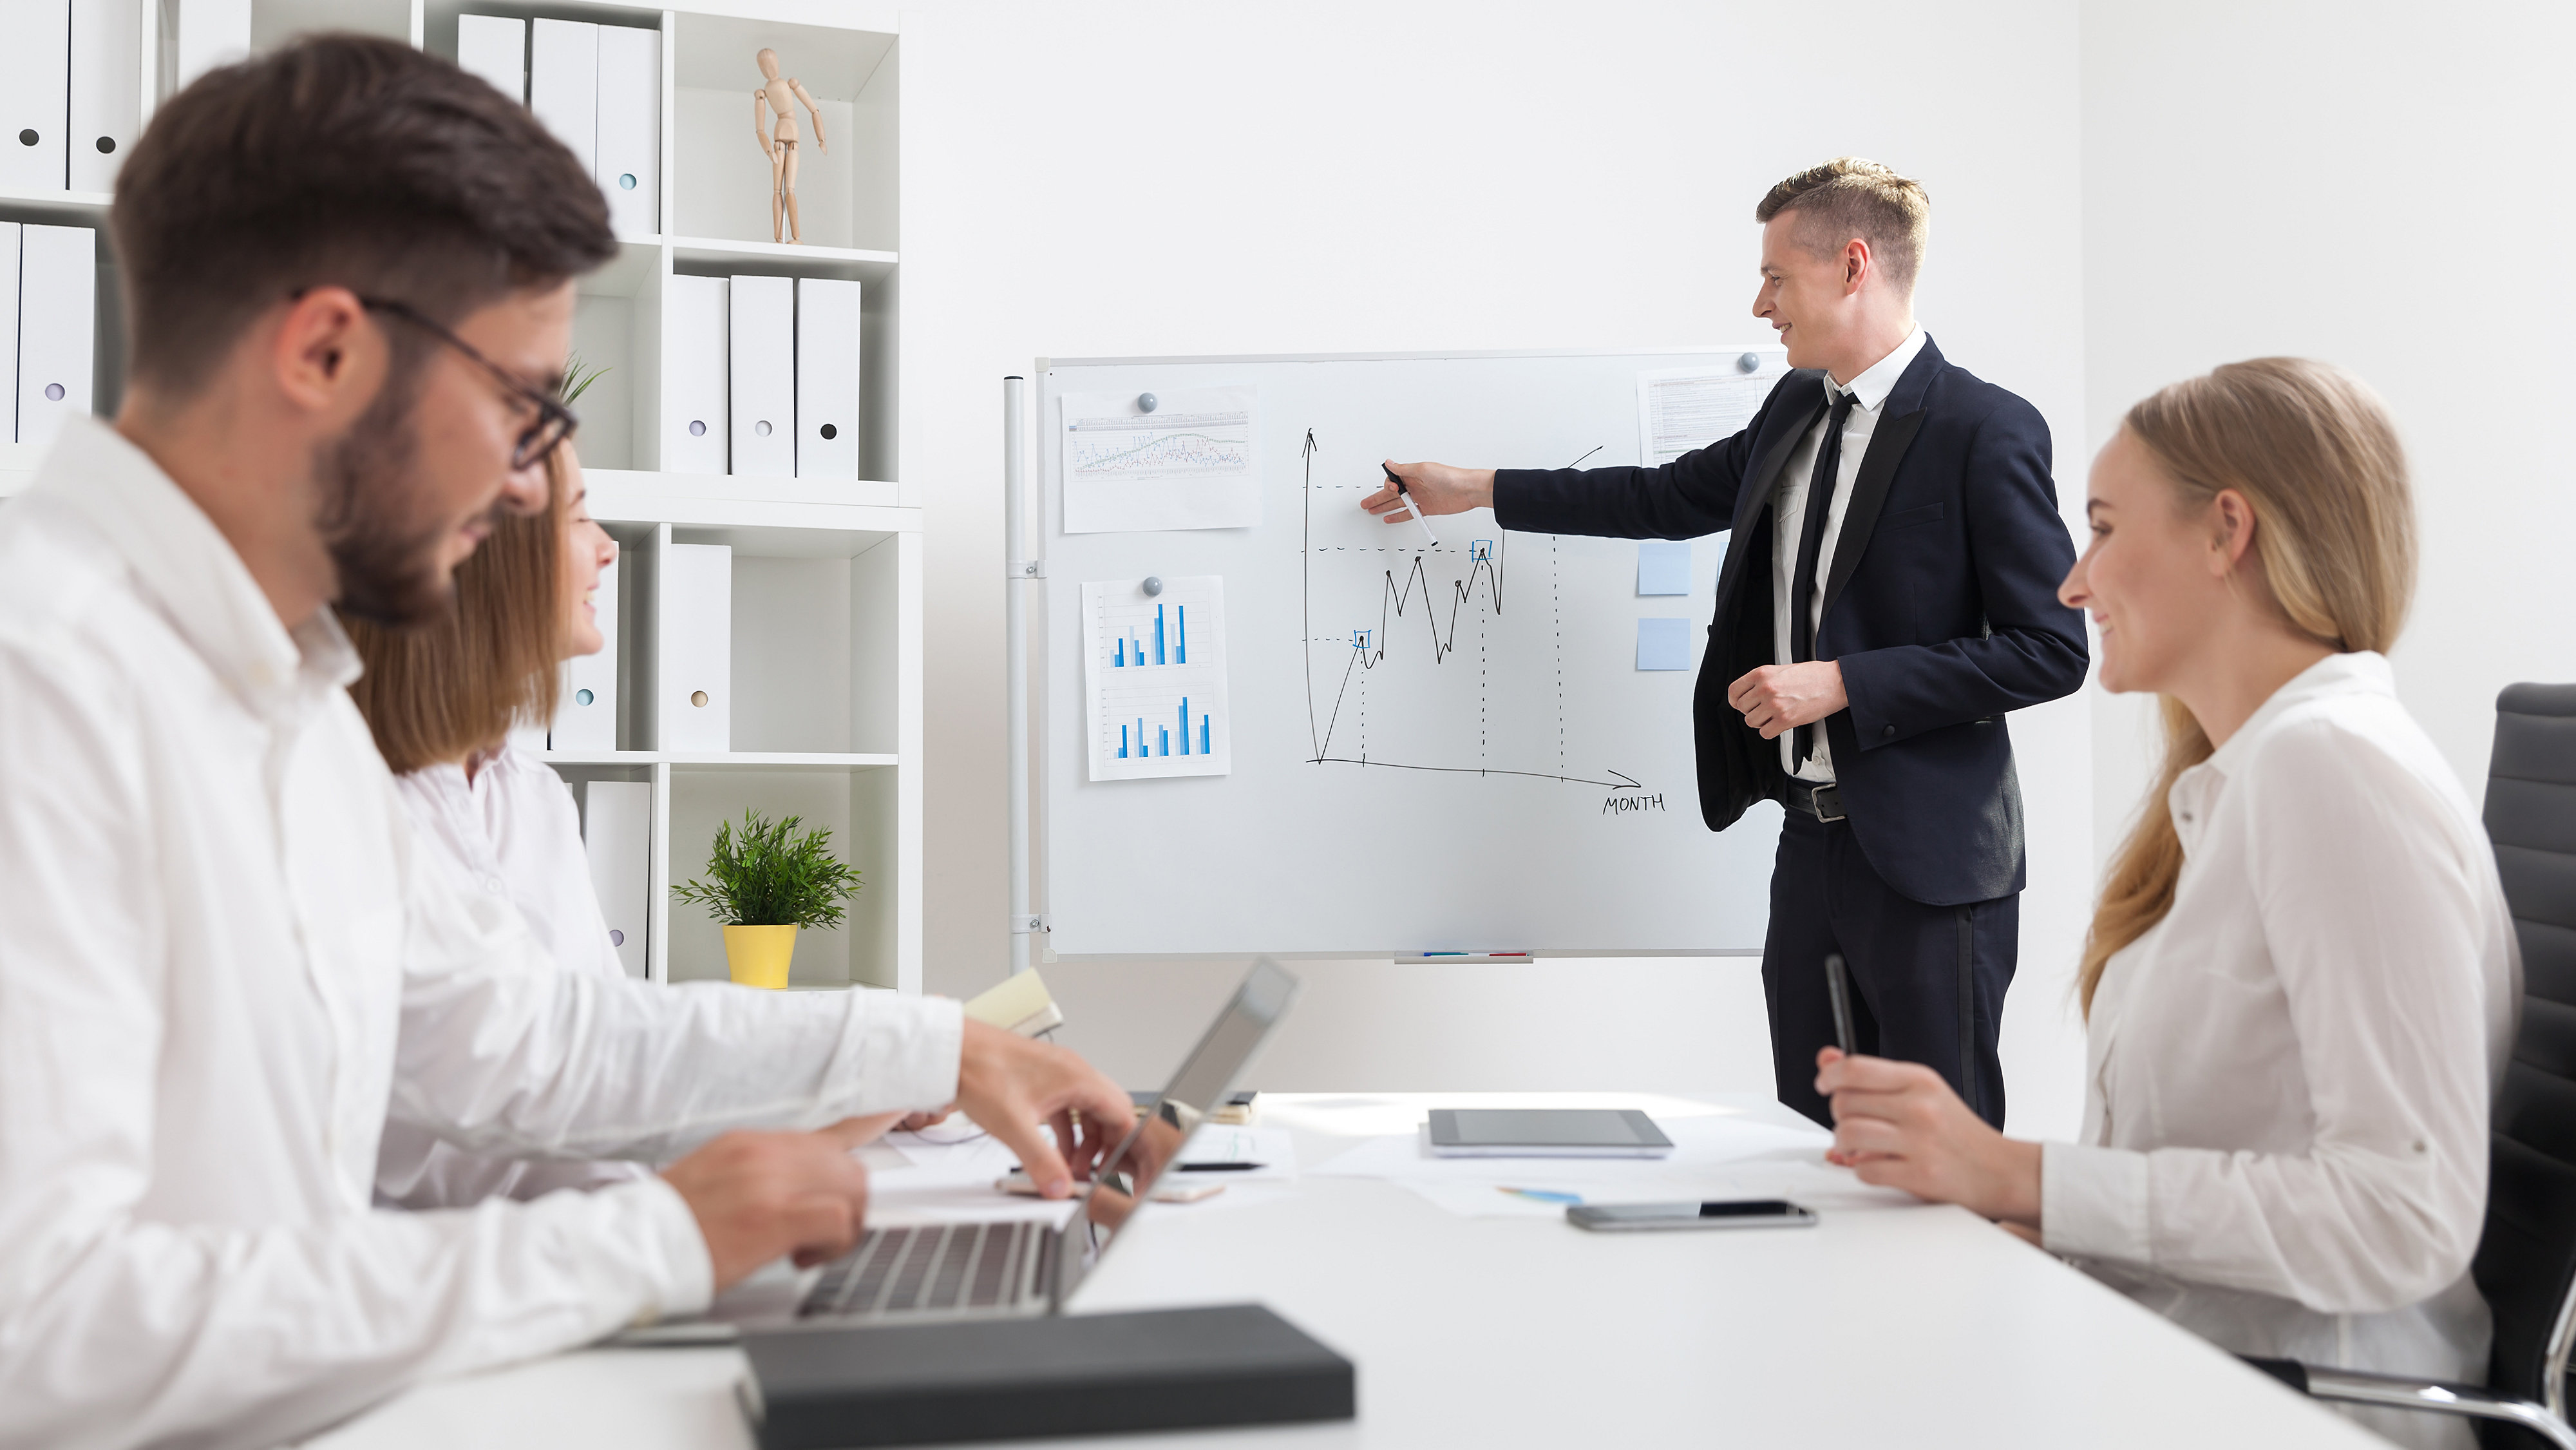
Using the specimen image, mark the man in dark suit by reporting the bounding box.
[1365,158,2086,1129]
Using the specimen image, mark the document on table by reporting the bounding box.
[1305,1111,1906,1218]
[1061,385,1262,533]
[1636,365,1773,466]
[1083,575,1233,782]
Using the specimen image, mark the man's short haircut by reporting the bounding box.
[111,33,616,396]
[1754,157,1931,295]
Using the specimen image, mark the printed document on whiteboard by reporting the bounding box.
[1083,575,1233,781]
[1635,352,1786,466]
[1061,386,1262,533]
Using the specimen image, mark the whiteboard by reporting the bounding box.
[1034,348,1792,959]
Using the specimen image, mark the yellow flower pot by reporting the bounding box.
[723,924,799,989]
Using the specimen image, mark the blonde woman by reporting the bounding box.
[1812,359,2516,1449]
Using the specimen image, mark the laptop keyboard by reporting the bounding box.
[799,1222,1040,1319]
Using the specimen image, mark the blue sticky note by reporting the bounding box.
[1636,617,1692,671]
[1638,539,1692,596]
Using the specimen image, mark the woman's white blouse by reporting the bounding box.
[2043,651,2519,1449]
[375,745,648,1207]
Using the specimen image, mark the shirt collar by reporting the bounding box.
[2168,651,2396,848]
[1826,325,1926,415]
[29,415,362,718]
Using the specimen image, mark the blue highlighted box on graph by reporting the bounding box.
[1637,540,1692,596]
[1636,618,1692,671]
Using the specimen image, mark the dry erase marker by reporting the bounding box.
[1384,464,1441,549]
[1824,952,1856,1056]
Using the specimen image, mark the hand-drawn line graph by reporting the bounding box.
[1296,430,1645,790]
[1064,409,1252,482]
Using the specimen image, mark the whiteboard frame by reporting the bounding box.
[1019,347,1777,963]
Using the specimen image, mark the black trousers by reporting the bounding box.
[1760,810,2017,1130]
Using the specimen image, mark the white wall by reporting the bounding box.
[2081,0,2576,855]
[902,1,2095,1135]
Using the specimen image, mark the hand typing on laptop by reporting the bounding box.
[661,1018,1132,1293]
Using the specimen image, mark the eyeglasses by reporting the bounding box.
[354,295,580,470]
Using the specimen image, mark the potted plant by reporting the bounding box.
[671,810,863,989]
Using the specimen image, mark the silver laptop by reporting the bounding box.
[627,959,1297,1341]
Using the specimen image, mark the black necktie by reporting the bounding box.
[1788,388,1861,767]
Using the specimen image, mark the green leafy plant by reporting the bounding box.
[671,810,863,929]
[560,350,611,408]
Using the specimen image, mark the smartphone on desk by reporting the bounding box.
[1567,1199,1817,1232]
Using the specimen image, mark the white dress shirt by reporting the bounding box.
[1770,325,1927,781]
[2041,652,2517,1450]
[375,747,649,1208]
[0,417,963,1450]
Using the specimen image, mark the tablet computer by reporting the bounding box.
[1425,1108,1674,1158]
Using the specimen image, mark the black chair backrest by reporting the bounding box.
[2479,684,2576,1440]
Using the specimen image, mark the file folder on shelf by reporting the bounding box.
[455,14,526,104]
[529,19,599,189]
[0,0,71,191]
[596,24,660,238]
[68,0,141,193]
[172,0,251,92]
[794,278,861,481]
[17,225,95,452]
[658,543,730,752]
[665,274,730,474]
[552,555,620,751]
[580,779,651,979]
[728,275,795,477]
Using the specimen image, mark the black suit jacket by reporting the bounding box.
[1494,336,2087,906]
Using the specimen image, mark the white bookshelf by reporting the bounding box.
[0,0,922,994]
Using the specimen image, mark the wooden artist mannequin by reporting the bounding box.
[752,47,826,244]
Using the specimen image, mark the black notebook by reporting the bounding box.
[740,1302,1356,1449]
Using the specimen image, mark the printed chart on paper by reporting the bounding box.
[1061,386,1263,533]
[1083,576,1232,781]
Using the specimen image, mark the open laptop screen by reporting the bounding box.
[1073,959,1298,1250]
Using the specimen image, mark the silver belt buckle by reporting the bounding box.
[1810,783,1846,823]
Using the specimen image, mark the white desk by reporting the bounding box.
[307,1094,2385,1450]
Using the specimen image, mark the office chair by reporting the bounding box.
[2242,683,2576,1449]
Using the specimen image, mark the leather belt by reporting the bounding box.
[1784,779,1846,823]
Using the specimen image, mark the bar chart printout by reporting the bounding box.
[1082,575,1233,782]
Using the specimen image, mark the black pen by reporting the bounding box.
[1176,1161,1266,1173]
[1824,952,1856,1056]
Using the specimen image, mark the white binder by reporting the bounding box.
[455,14,526,104]
[552,554,619,751]
[171,0,252,91]
[794,277,861,480]
[728,274,794,477]
[0,224,17,443]
[658,543,731,752]
[0,0,70,191]
[17,225,95,452]
[595,24,659,238]
[665,274,728,473]
[528,19,598,186]
[68,0,142,193]
[580,779,652,979]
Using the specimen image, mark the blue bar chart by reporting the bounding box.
[1083,576,1233,781]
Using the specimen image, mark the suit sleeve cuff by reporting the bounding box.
[2041,1140,2153,1264]
[838,990,964,1113]
[1490,469,1540,531]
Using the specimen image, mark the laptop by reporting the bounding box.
[623,958,1298,1342]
